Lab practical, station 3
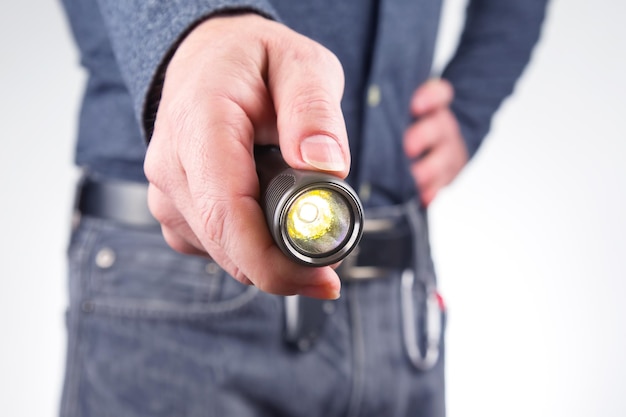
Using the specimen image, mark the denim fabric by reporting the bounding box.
[60,205,445,417]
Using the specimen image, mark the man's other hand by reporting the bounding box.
[403,78,468,206]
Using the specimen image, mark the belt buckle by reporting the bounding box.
[337,247,392,281]
[336,218,398,281]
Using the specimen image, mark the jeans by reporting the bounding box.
[60,204,446,417]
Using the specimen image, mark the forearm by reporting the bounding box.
[442,0,549,158]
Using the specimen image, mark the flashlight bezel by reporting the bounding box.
[273,179,363,266]
[255,145,363,267]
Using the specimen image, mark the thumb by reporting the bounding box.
[266,34,350,179]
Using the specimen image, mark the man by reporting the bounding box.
[59,1,547,416]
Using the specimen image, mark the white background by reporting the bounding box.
[1,0,624,416]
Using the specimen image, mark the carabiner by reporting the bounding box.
[400,269,442,371]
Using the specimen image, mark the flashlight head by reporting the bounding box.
[256,147,363,266]
[285,188,351,255]
[271,177,362,266]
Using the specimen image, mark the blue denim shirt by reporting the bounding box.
[61,0,547,208]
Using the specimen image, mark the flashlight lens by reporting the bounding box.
[285,189,351,255]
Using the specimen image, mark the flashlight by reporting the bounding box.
[255,145,363,266]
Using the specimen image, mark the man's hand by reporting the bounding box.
[144,14,350,299]
[403,79,468,206]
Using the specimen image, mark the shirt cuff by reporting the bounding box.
[96,0,280,141]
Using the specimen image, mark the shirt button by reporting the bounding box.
[359,182,371,202]
[367,84,381,107]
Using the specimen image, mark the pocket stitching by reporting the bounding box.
[84,286,261,320]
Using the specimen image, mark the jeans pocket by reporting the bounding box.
[76,218,260,320]
[62,219,282,417]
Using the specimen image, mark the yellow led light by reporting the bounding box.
[285,189,351,255]
[288,190,332,239]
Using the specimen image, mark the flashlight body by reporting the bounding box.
[255,146,363,266]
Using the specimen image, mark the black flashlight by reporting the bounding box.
[255,145,363,266]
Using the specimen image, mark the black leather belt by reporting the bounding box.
[77,177,159,228]
[77,177,414,277]
[335,216,412,281]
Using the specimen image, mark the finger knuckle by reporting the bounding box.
[144,140,167,186]
[291,92,334,116]
[147,198,170,225]
[288,88,344,135]
[200,199,231,250]
[151,205,186,233]
[145,105,197,190]
[162,229,196,255]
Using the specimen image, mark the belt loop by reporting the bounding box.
[283,295,333,352]
[405,198,434,284]
[71,171,89,231]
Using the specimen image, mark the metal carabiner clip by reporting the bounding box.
[400,268,443,371]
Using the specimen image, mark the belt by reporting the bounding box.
[77,177,414,278]
[77,177,418,352]
[77,177,159,228]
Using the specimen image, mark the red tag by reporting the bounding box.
[435,292,446,311]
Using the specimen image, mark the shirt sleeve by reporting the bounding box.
[441,0,549,158]
[94,0,279,140]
